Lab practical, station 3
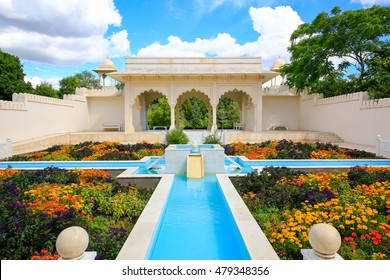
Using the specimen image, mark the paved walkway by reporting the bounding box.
[336,142,376,154]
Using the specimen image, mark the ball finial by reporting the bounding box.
[56,226,89,260]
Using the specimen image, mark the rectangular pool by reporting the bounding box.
[146,174,250,260]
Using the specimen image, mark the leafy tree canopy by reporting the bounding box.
[0,49,33,100]
[59,70,101,97]
[147,97,171,128]
[34,81,59,98]
[217,97,240,129]
[282,5,390,98]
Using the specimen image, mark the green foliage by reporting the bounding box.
[34,81,59,98]
[59,70,101,96]
[147,97,171,128]
[366,44,390,99]
[217,97,240,129]
[282,5,390,98]
[203,133,222,145]
[165,129,189,144]
[232,168,335,210]
[181,97,208,129]
[0,49,33,100]
[58,76,79,97]
[0,168,154,260]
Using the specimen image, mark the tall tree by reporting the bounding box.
[34,81,59,98]
[0,49,33,100]
[147,98,171,128]
[282,5,390,97]
[181,97,208,129]
[58,70,101,97]
[217,97,240,129]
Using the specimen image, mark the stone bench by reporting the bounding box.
[153,126,168,130]
[102,124,121,131]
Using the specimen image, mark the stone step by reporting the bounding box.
[318,132,344,143]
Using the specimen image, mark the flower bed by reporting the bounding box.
[8,141,166,161]
[224,140,377,159]
[0,167,153,260]
[232,166,390,259]
[6,140,377,162]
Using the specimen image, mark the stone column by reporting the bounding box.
[125,102,135,133]
[211,103,218,133]
[124,81,135,133]
[207,106,212,130]
[169,103,176,130]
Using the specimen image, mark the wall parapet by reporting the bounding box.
[362,97,390,109]
[12,93,74,107]
[313,92,365,106]
[76,87,123,97]
[300,93,322,102]
[0,100,26,111]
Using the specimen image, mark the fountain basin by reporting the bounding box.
[165,144,225,174]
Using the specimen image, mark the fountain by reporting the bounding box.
[164,143,225,174]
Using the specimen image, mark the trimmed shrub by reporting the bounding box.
[165,129,189,145]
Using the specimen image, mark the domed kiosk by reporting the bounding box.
[94,58,117,86]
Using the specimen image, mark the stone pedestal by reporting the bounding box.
[301,223,343,260]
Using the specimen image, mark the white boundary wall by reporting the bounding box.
[0,92,90,142]
[300,92,390,146]
[1,88,389,148]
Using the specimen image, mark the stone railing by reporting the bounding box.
[301,223,343,260]
[0,138,12,160]
[376,135,390,158]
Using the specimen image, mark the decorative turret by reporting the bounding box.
[93,58,117,86]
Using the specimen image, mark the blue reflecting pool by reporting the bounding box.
[146,174,250,260]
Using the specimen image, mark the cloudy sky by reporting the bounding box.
[0,0,388,88]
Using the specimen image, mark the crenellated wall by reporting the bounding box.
[1,86,389,149]
[0,92,90,142]
[300,92,390,146]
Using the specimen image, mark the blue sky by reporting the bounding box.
[0,0,388,88]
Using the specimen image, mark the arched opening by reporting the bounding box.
[176,89,211,129]
[220,89,253,130]
[135,89,168,130]
[217,97,240,129]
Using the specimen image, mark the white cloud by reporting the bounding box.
[0,0,130,65]
[24,76,60,89]
[138,6,303,68]
[108,30,131,58]
[351,0,390,6]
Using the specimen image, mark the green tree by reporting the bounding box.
[181,97,208,129]
[58,76,79,97]
[59,70,101,97]
[147,98,171,128]
[217,97,240,129]
[34,81,59,98]
[282,5,390,97]
[0,49,33,100]
[365,43,390,99]
[75,70,101,89]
